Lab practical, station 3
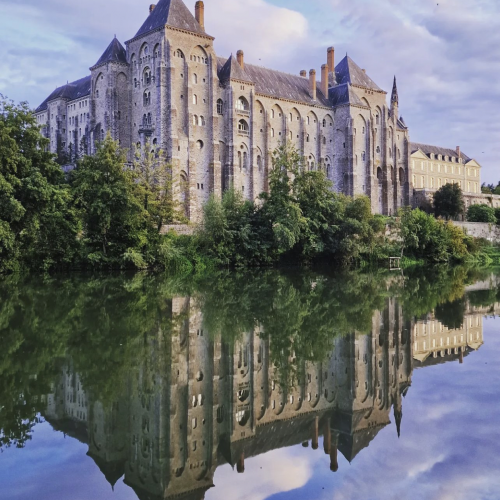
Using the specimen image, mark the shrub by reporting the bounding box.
[466,204,496,224]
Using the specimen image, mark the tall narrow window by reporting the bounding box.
[193,94,198,105]
[217,99,223,115]
[193,73,198,84]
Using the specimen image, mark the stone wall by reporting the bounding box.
[453,221,500,242]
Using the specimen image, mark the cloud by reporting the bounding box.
[0,0,498,181]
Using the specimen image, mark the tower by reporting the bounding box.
[89,37,129,153]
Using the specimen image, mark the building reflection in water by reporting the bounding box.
[43,295,489,500]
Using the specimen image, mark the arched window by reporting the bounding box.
[196,140,204,149]
[193,94,198,105]
[95,90,99,98]
[376,146,380,154]
[307,116,310,125]
[199,116,205,126]
[193,114,198,125]
[323,119,326,127]
[323,137,326,145]
[377,167,382,183]
[238,119,249,133]
[236,97,249,111]
[143,114,147,126]
[147,113,152,125]
[376,114,379,125]
[289,113,293,122]
[362,151,366,161]
[271,109,275,119]
[193,73,198,84]
[238,151,242,169]
[306,134,310,142]
[243,152,248,169]
[176,49,184,58]
[143,91,151,106]
[143,68,151,85]
[217,99,223,115]
[257,155,262,170]
[399,168,405,186]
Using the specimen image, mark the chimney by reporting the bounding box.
[237,452,245,473]
[300,70,307,78]
[321,64,329,96]
[362,69,366,73]
[312,416,319,450]
[149,4,156,13]
[302,441,309,447]
[456,146,461,159]
[195,1,205,30]
[330,445,339,472]
[327,47,335,73]
[237,50,244,70]
[323,418,331,455]
[309,69,317,101]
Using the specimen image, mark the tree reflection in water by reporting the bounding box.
[0,267,499,498]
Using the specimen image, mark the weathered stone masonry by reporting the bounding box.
[35,0,481,222]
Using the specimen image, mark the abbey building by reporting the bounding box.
[34,0,485,221]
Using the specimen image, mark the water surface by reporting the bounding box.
[1,268,499,500]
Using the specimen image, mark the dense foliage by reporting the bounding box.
[0,99,494,274]
[466,204,497,224]
[481,182,500,195]
[433,183,464,220]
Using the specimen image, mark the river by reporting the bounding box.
[0,267,499,500]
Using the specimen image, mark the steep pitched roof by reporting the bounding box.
[218,54,252,83]
[329,83,366,108]
[35,76,91,112]
[92,37,127,69]
[391,76,399,104]
[134,0,207,39]
[217,57,330,107]
[335,55,383,92]
[410,142,472,162]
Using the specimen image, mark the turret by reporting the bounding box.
[390,76,399,119]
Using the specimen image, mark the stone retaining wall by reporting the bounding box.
[160,225,196,236]
[453,221,500,242]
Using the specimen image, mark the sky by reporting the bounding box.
[0,0,498,183]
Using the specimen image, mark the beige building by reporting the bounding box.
[411,143,500,210]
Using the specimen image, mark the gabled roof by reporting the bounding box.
[410,142,472,162]
[92,37,127,69]
[35,76,91,112]
[218,54,252,84]
[133,0,207,39]
[217,57,331,107]
[335,55,383,92]
[329,83,366,108]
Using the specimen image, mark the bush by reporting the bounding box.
[466,204,496,223]
[495,207,500,225]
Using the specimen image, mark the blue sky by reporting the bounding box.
[0,0,499,182]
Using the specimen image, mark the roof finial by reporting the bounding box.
[114,34,116,39]
[391,75,399,105]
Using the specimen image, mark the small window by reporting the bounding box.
[193,94,198,105]
[193,73,198,84]
[217,99,223,115]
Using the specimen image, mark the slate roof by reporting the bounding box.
[218,54,252,84]
[133,0,207,39]
[217,57,330,107]
[335,55,383,92]
[410,142,472,162]
[35,76,91,112]
[92,37,127,69]
[329,83,366,108]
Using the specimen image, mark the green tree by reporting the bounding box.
[495,207,500,225]
[0,96,79,273]
[467,204,496,223]
[70,134,147,268]
[433,183,464,220]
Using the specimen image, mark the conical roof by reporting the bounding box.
[92,38,127,69]
[218,54,252,83]
[335,56,382,91]
[391,76,399,104]
[134,0,207,39]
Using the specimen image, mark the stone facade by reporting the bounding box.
[34,0,420,221]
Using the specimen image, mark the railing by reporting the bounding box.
[138,124,155,135]
[238,130,249,137]
[235,108,250,116]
